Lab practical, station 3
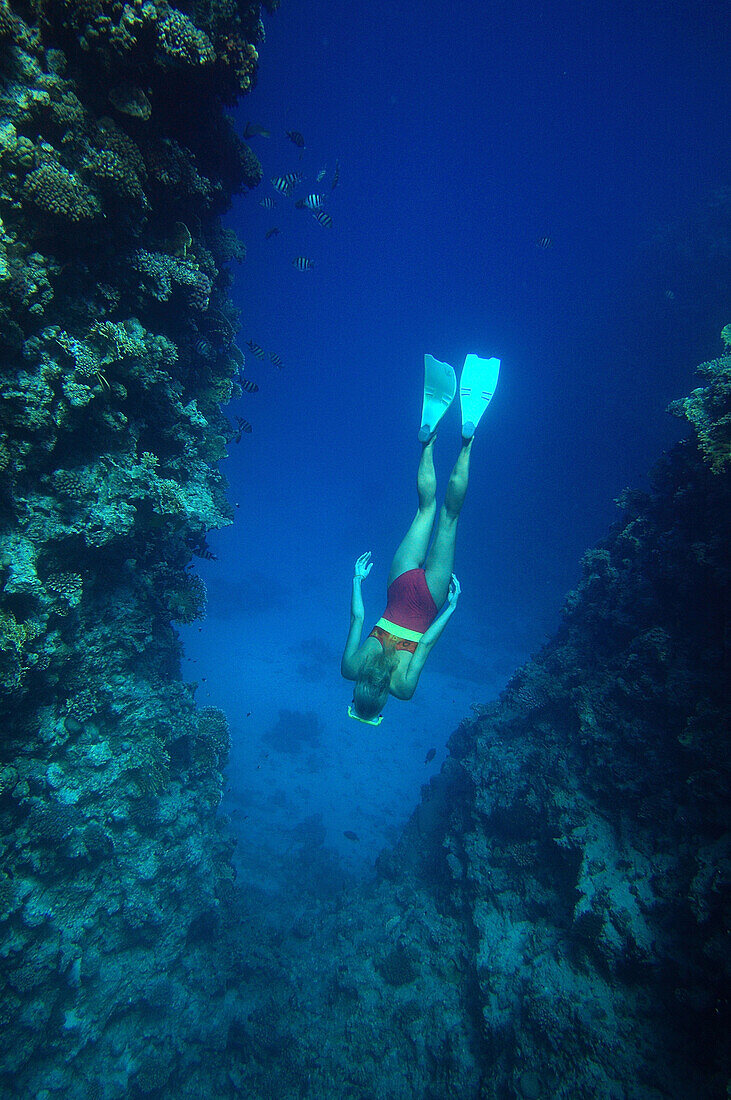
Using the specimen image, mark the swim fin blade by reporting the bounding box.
[459,354,500,439]
[419,354,457,442]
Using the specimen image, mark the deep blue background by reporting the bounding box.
[221,0,728,622]
[184,0,729,869]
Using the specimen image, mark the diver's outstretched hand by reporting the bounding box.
[354,551,374,580]
[447,574,461,607]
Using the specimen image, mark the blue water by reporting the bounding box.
[182,0,729,875]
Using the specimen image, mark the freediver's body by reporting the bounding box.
[341,352,500,724]
[341,434,469,704]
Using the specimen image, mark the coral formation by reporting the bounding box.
[368,332,730,1097]
[0,0,264,1093]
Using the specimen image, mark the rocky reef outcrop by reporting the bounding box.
[0,0,269,1094]
[138,335,727,1100]
[372,330,730,1099]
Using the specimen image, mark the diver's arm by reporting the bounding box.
[395,605,455,698]
[341,554,373,679]
[395,575,460,700]
[340,582,364,680]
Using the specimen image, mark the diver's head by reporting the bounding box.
[351,649,396,722]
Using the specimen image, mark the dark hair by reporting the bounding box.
[352,645,398,720]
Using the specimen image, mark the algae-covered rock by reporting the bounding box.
[668,326,731,473]
[0,0,264,1094]
[373,336,731,1098]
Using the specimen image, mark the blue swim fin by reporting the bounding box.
[419,354,457,442]
[459,354,500,439]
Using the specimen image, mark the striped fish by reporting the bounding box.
[194,337,215,359]
[247,340,266,359]
[271,173,301,196]
[316,167,326,182]
[286,130,305,148]
[233,417,253,442]
[259,197,275,209]
[313,210,332,228]
[536,235,553,249]
[292,256,313,271]
[269,352,283,368]
[295,193,324,211]
[240,379,259,393]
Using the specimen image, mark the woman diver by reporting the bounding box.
[341,352,500,724]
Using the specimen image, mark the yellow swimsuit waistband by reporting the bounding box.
[375,617,423,643]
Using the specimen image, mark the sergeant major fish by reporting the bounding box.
[247,340,266,359]
[271,173,301,196]
[292,256,313,271]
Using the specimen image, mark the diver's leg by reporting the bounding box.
[387,438,438,585]
[424,439,472,606]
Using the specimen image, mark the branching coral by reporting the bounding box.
[157,8,215,67]
[668,326,731,474]
[0,0,263,1093]
[22,161,102,221]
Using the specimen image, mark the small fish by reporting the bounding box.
[247,340,266,359]
[194,337,215,359]
[233,416,252,441]
[292,256,313,270]
[424,747,436,764]
[265,226,280,239]
[269,352,283,368]
[343,830,359,842]
[259,197,275,209]
[536,235,553,249]
[240,378,259,393]
[313,210,332,228]
[286,130,305,148]
[271,172,301,196]
[244,122,271,139]
[316,167,326,183]
[294,193,324,211]
[331,159,340,190]
[195,543,217,560]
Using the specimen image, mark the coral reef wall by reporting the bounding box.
[376,332,731,1099]
[0,0,272,1093]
